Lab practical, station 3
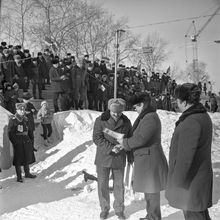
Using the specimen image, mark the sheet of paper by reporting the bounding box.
[103,128,124,140]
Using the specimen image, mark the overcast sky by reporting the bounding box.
[93,0,220,92]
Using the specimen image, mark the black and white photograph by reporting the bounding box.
[0,0,220,219]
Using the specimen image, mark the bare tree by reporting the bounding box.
[2,0,34,47]
[140,32,169,73]
[181,61,210,83]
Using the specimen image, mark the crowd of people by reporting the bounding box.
[0,40,218,220]
[0,41,219,115]
[0,41,180,114]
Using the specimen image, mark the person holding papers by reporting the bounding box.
[117,92,168,220]
[93,98,133,220]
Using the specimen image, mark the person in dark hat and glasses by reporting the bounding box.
[93,98,133,220]
[8,103,36,182]
[165,83,213,220]
[116,92,168,220]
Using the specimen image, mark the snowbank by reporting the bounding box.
[0,106,13,170]
[0,109,220,220]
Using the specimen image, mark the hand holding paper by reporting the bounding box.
[112,144,123,154]
[103,128,124,139]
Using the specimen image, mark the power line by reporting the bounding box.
[126,13,220,30]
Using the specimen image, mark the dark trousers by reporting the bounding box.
[96,166,125,213]
[32,81,43,98]
[53,92,61,112]
[41,123,52,140]
[183,209,211,220]
[144,192,161,220]
[15,165,30,179]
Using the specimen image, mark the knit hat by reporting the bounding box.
[41,100,47,107]
[108,98,126,113]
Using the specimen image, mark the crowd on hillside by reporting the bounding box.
[0,40,218,220]
[0,41,219,114]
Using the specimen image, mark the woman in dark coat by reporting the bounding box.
[165,83,213,220]
[117,92,168,220]
[8,103,36,182]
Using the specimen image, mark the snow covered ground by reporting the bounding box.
[0,110,220,220]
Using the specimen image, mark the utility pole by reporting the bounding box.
[114,29,125,98]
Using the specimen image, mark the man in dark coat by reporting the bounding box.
[165,83,213,220]
[22,92,38,152]
[49,59,65,112]
[8,103,36,182]
[93,98,133,220]
[37,52,48,90]
[117,93,168,220]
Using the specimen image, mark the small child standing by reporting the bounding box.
[37,100,53,146]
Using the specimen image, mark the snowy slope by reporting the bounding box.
[0,110,220,220]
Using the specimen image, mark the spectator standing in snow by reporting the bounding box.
[22,92,38,152]
[207,81,212,98]
[37,100,53,146]
[8,103,36,182]
[165,83,213,220]
[117,92,168,220]
[93,98,133,220]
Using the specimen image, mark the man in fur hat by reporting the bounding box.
[93,98,133,220]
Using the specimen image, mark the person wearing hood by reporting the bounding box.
[165,83,213,220]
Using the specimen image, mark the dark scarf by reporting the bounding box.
[175,102,207,127]
[132,105,156,133]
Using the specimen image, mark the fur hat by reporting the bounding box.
[108,98,126,112]
[22,92,32,100]
[128,92,151,106]
[52,58,59,65]
[16,103,26,110]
